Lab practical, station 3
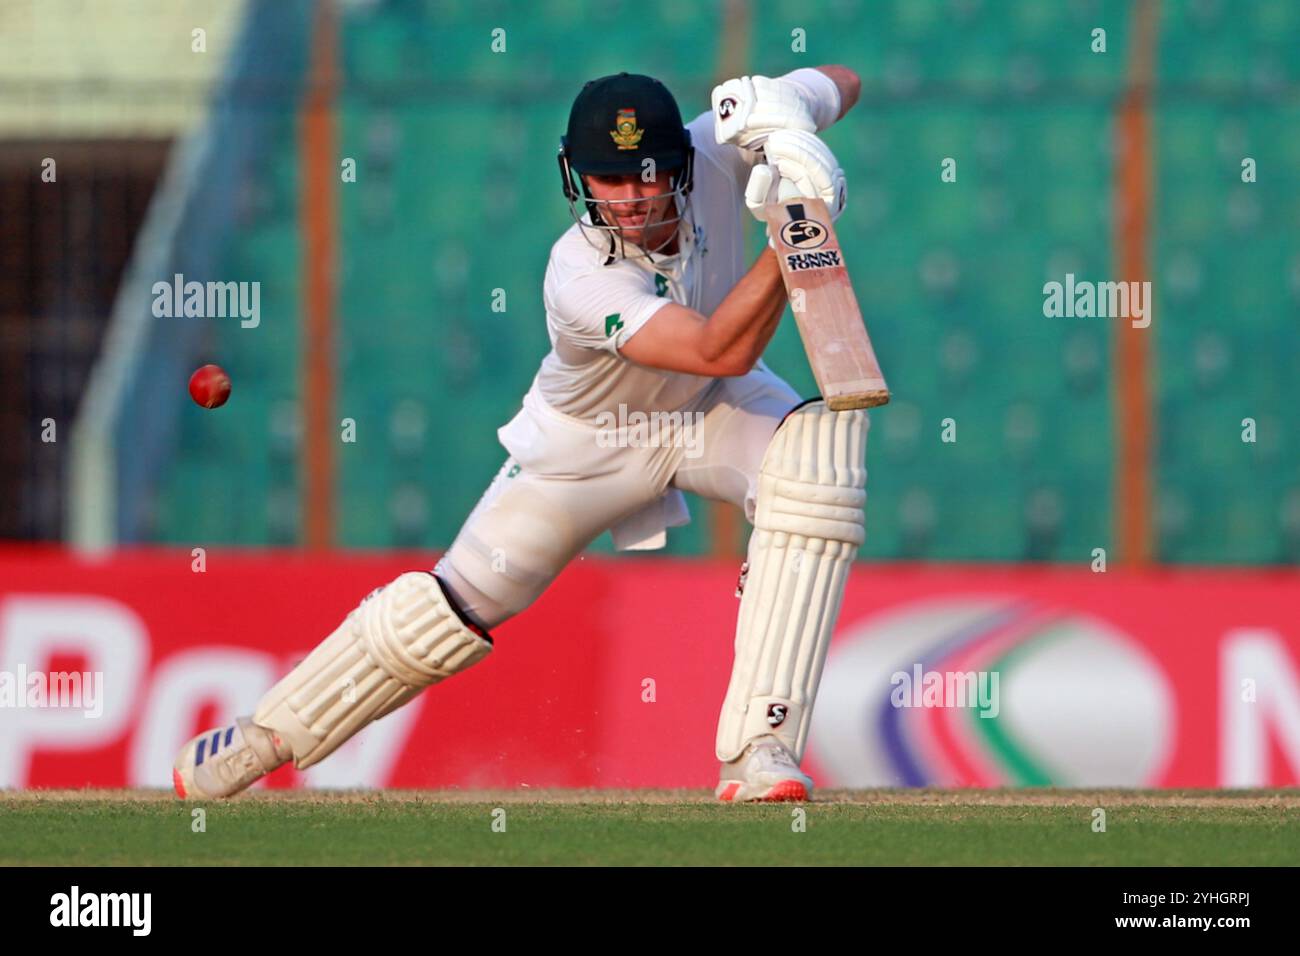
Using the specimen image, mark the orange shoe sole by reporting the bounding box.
[716,779,808,803]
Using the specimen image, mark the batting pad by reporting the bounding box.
[716,400,867,763]
[254,572,492,769]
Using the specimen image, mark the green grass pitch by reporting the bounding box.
[2,789,1296,866]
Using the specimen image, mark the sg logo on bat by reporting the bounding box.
[780,216,828,250]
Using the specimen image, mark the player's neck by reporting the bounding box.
[650,222,682,257]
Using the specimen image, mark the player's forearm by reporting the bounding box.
[727,287,785,374]
[813,65,861,121]
[699,249,787,373]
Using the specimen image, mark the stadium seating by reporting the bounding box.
[152,0,1300,565]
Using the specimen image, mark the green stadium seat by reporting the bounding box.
[148,0,1298,567]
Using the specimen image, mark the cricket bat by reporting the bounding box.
[766,197,890,411]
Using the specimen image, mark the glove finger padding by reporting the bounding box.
[744,163,782,249]
[743,163,777,221]
[763,128,847,221]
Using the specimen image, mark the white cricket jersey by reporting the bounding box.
[493,68,840,550]
[534,109,761,420]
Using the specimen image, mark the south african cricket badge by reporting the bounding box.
[610,108,644,150]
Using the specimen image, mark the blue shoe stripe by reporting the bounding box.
[196,727,236,767]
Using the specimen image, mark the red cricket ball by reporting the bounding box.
[188,364,231,409]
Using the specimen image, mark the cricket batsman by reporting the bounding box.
[174,64,867,802]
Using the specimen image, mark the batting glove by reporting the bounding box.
[744,129,847,247]
[712,75,818,151]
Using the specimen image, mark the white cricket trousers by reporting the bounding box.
[435,367,801,630]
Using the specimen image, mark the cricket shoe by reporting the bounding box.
[715,734,814,803]
[173,716,293,800]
